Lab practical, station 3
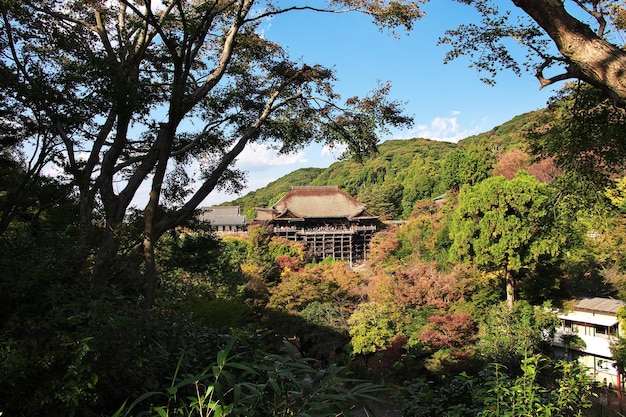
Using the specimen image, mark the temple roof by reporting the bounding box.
[263,186,377,220]
[198,206,247,226]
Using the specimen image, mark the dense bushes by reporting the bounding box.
[113,337,386,417]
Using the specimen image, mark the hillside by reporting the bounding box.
[229,108,547,220]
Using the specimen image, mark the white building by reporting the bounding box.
[554,297,625,389]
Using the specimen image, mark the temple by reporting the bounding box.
[254,186,379,264]
[197,206,247,234]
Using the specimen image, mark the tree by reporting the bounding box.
[373,177,404,219]
[477,354,596,417]
[269,261,365,316]
[419,312,478,376]
[530,83,626,186]
[368,261,467,310]
[441,0,626,108]
[0,0,419,307]
[348,302,403,356]
[440,148,491,192]
[158,229,246,297]
[610,307,626,381]
[449,172,561,308]
[477,301,560,369]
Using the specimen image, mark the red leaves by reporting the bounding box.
[493,149,560,182]
[419,313,478,349]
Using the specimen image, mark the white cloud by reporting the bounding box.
[393,113,485,143]
[235,143,309,171]
[320,143,346,158]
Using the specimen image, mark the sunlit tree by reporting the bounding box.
[450,172,562,308]
[442,0,626,107]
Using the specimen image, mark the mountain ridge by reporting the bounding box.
[227,108,546,220]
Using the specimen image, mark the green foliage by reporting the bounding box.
[0,283,168,416]
[300,301,346,330]
[370,178,405,219]
[610,319,626,376]
[450,172,563,305]
[3,37,624,416]
[245,225,279,281]
[231,138,457,220]
[461,112,546,152]
[400,355,596,417]
[477,355,596,417]
[400,373,483,416]
[268,236,305,260]
[228,108,578,223]
[177,297,253,329]
[451,172,558,272]
[159,230,246,297]
[477,301,559,369]
[222,236,250,267]
[348,302,402,355]
[440,148,491,192]
[530,83,626,187]
[395,200,447,261]
[115,338,386,417]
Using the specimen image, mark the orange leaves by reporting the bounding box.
[492,148,560,182]
[367,261,467,310]
[419,313,478,349]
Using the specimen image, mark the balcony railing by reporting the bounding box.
[273,225,376,234]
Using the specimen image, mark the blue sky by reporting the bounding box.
[201,1,560,206]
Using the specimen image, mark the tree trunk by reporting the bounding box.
[142,120,176,309]
[512,0,626,106]
[143,233,157,310]
[506,268,515,309]
[92,225,120,290]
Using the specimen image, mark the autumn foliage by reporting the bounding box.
[269,262,366,314]
[367,261,467,310]
[419,313,478,349]
[492,149,560,182]
[419,313,479,375]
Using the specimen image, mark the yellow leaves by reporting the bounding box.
[240,263,264,280]
[268,262,366,314]
[606,176,626,210]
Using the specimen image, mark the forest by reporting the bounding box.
[5,0,626,416]
[4,88,626,416]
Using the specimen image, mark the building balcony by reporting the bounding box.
[554,328,616,358]
[273,225,376,235]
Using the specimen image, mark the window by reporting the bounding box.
[595,324,609,338]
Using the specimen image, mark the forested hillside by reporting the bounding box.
[5,86,626,416]
[230,109,547,220]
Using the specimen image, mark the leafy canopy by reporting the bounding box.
[449,172,562,306]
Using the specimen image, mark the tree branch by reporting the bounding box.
[512,0,626,107]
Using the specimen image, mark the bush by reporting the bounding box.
[114,337,386,417]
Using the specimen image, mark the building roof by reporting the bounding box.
[254,208,276,222]
[269,186,376,220]
[573,297,625,315]
[198,206,247,226]
[557,313,618,327]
